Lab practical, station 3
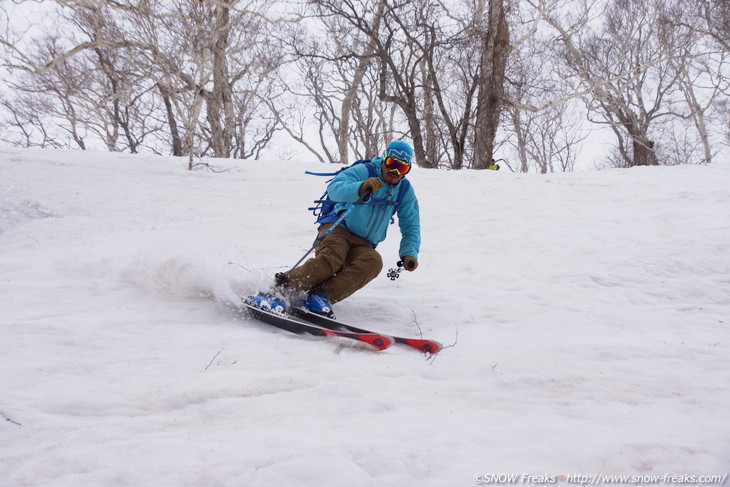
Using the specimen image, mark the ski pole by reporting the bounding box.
[387,261,404,281]
[286,187,373,273]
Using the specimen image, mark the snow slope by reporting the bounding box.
[1,147,729,486]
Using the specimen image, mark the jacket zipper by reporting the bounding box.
[365,186,396,241]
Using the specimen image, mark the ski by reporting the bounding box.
[240,300,393,351]
[290,307,443,354]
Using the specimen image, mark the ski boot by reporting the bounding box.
[303,293,334,318]
[249,293,286,314]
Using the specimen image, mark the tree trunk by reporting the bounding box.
[632,137,658,166]
[208,1,234,158]
[473,0,509,169]
[420,60,439,167]
[680,65,713,164]
[338,0,387,163]
[157,82,183,156]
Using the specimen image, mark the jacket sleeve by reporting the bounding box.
[326,164,371,203]
[396,185,421,260]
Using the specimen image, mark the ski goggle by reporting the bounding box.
[384,156,411,176]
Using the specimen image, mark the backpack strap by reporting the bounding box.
[363,161,378,178]
[308,159,409,224]
[395,178,411,211]
[308,159,376,223]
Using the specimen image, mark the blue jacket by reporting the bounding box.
[327,158,421,259]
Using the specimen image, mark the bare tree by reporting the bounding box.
[371,0,437,168]
[0,0,284,165]
[506,83,587,173]
[302,0,511,169]
[3,0,725,169]
[473,0,510,169]
[291,0,434,164]
[337,0,387,163]
[503,9,588,173]
[283,1,398,163]
[417,4,480,169]
[531,0,716,167]
[0,3,159,151]
[697,0,730,51]
[663,0,730,164]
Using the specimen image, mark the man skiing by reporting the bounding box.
[251,140,421,317]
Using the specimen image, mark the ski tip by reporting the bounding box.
[400,338,443,354]
[422,341,443,354]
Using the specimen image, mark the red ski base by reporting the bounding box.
[241,300,393,351]
[291,307,442,354]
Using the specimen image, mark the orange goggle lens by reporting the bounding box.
[384,157,411,176]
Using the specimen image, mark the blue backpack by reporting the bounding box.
[307,159,411,225]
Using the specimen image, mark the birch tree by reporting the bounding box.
[287,0,396,163]
[0,0,283,164]
[666,0,730,163]
[529,0,718,167]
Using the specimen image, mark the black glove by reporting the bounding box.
[401,255,418,271]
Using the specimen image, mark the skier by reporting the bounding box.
[251,140,421,317]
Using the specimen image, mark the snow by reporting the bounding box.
[1,147,729,486]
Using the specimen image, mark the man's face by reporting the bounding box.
[383,168,404,186]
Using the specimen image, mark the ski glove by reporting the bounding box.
[402,255,418,271]
[359,177,383,196]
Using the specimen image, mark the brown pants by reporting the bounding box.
[286,224,383,304]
